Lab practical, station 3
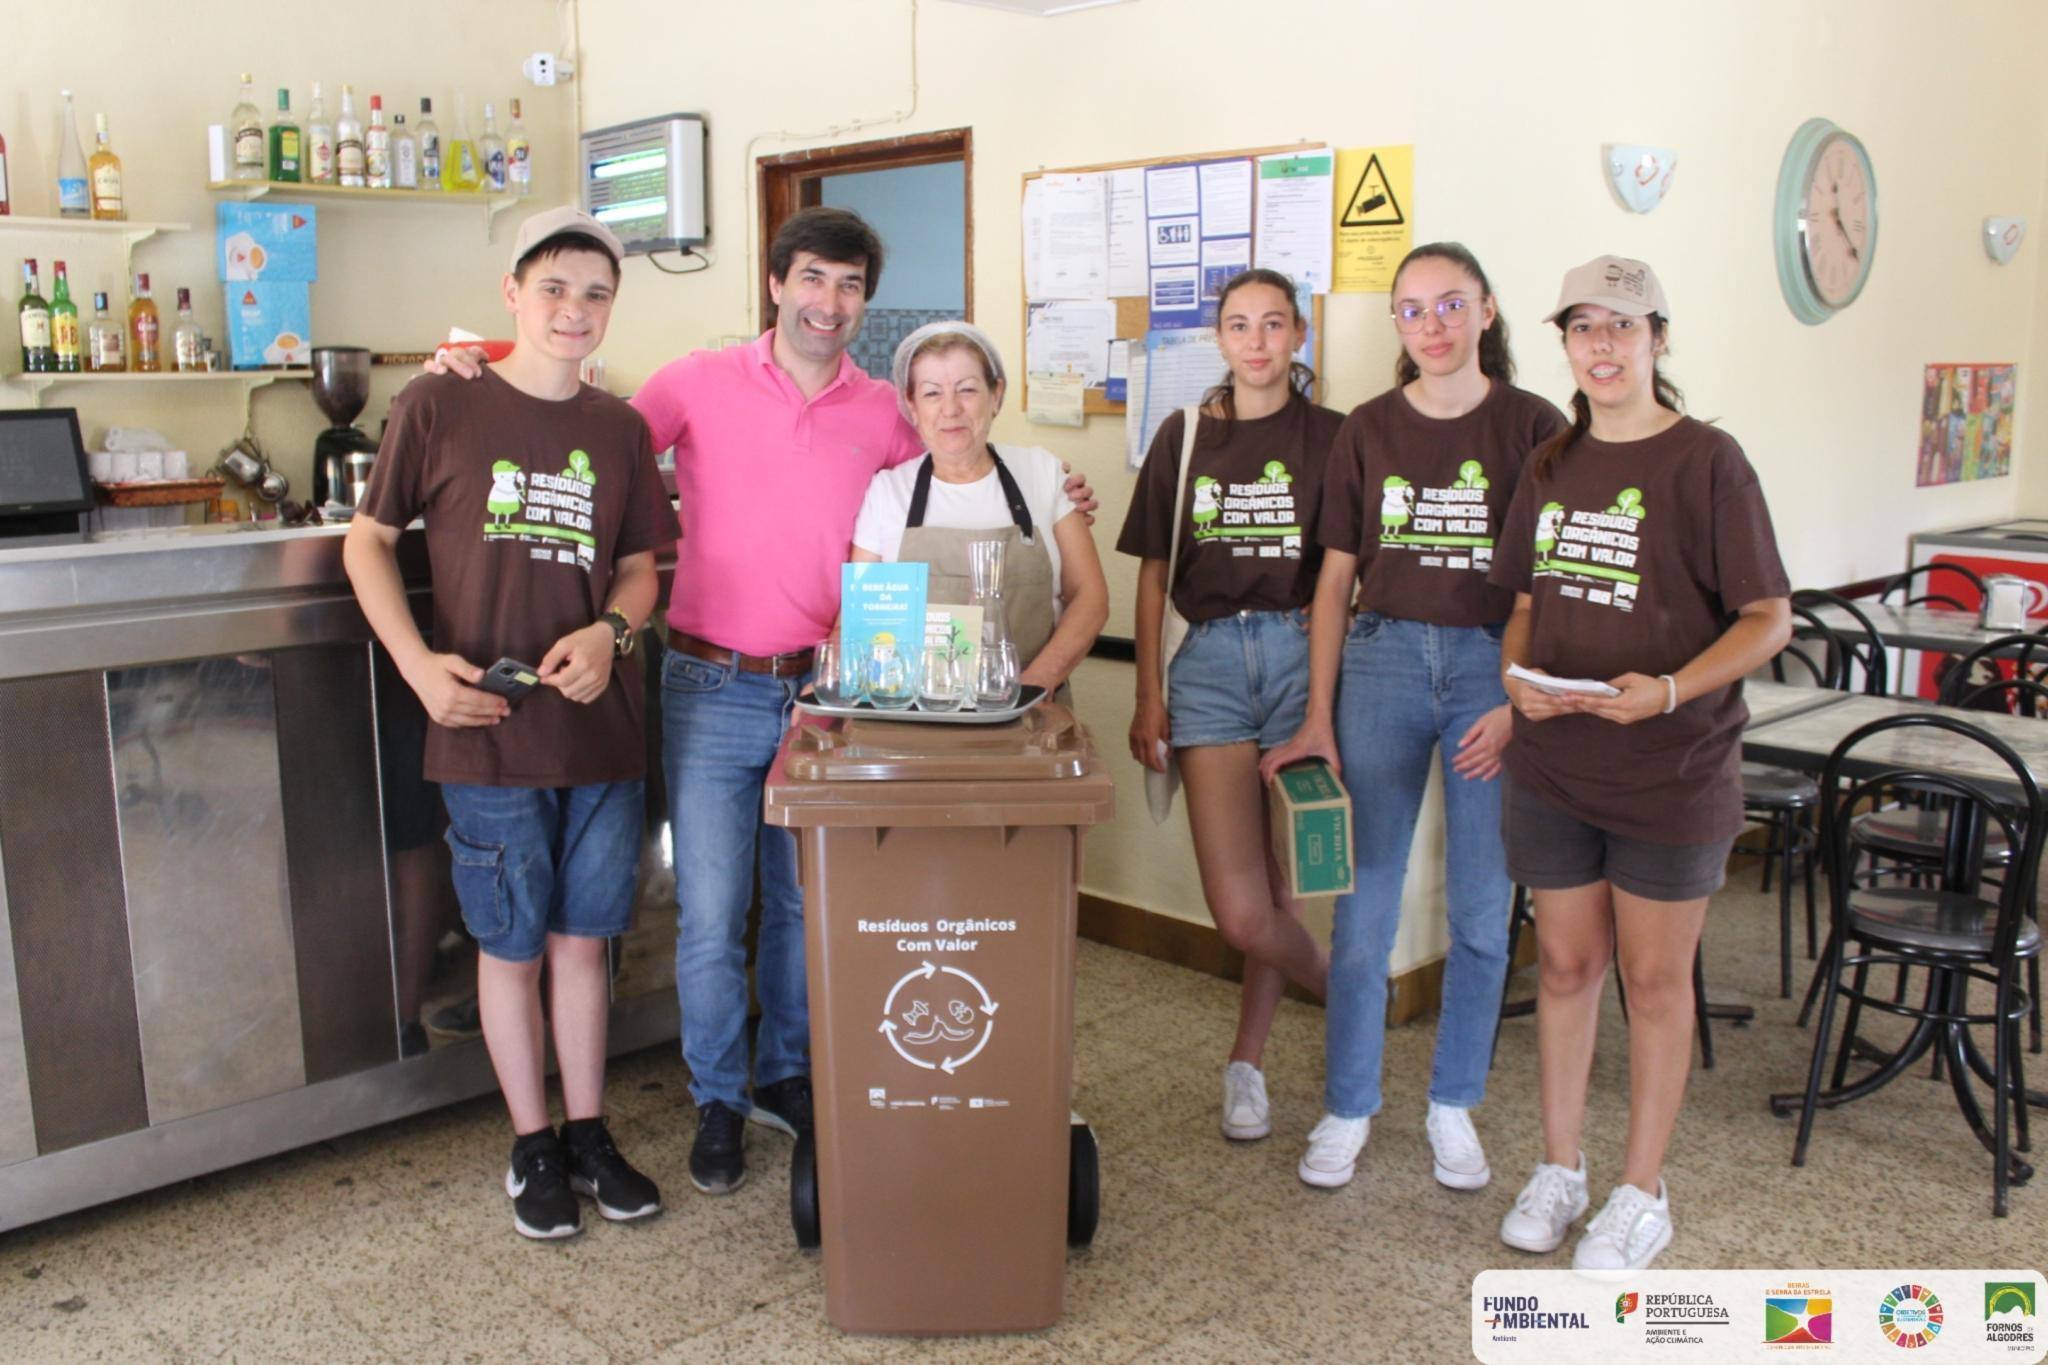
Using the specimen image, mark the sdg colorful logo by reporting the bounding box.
[1765,1295,1833,1345]
[1877,1284,1943,1349]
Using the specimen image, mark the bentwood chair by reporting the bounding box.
[1790,588,1891,696]
[1774,713,2043,1217]
[1880,562,1990,613]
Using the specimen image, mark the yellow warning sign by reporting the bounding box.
[1334,145,1414,292]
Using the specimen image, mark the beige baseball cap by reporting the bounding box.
[1543,254,1670,324]
[508,206,625,274]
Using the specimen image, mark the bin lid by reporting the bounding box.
[783,704,1091,783]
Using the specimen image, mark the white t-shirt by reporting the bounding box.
[852,443,1078,600]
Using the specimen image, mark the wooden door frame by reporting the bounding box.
[757,128,973,329]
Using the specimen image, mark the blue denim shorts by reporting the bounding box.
[441,781,646,963]
[1167,607,1311,750]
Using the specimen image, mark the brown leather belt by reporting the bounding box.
[670,631,815,678]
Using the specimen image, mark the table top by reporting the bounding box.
[1804,601,2041,656]
[1743,691,2048,800]
[1743,679,1852,727]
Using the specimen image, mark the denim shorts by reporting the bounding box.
[1501,772,1731,903]
[441,781,646,963]
[1167,607,1311,750]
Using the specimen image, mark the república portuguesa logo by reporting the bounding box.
[1481,1294,1589,1342]
[1877,1284,1942,1349]
[1985,1281,2035,1350]
[1765,1284,1833,1347]
[1616,1288,1732,1346]
[1617,1291,1640,1322]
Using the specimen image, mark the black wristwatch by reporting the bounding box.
[600,609,636,658]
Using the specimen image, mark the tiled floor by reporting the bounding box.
[1,878,2040,1363]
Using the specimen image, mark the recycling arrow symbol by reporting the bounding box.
[880,961,998,1073]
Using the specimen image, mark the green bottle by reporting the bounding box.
[269,88,302,183]
[18,259,53,373]
[49,260,81,373]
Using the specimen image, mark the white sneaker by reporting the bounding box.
[1498,1156,1590,1253]
[1426,1101,1491,1190]
[1221,1061,1271,1141]
[1297,1113,1370,1188]
[1572,1180,1673,1271]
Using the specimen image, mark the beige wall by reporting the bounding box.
[2,1,578,497]
[578,0,2048,963]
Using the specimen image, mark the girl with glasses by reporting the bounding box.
[1487,256,1789,1270]
[1263,243,1564,1191]
[1119,269,1343,1146]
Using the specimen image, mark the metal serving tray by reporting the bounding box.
[792,684,1047,726]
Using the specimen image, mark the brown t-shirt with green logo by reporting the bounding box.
[1488,416,1789,844]
[1319,382,1565,627]
[360,369,678,788]
[1116,398,1345,622]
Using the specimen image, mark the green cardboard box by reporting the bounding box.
[1269,760,1355,898]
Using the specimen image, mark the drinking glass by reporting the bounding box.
[866,641,917,710]
[973,640,1020,711]
[813,637,860,706]
[918,646,965,712]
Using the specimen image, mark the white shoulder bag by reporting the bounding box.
[1143,405,1202,823]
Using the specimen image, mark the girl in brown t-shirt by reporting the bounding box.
[1262,242,1563,1193]
[1487,255,1791,1271]
[1117,269,1344,1147]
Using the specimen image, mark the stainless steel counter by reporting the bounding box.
[0,523,681,1232]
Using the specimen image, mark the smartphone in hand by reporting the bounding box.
[477,658,541,702]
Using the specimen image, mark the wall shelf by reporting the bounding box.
[3,368,310,409]
[205,180,523,237]
[0,214,191,255]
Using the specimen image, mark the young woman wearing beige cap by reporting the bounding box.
[1485,255,1791,1270]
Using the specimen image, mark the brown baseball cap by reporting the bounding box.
[508,206,625,274]
[1543,254,1670,324]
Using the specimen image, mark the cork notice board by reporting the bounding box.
[1021,141,1328,416]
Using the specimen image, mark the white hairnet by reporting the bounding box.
[891,320,1008,426]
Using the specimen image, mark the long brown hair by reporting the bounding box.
[1390,242,1515,387]
[1199,268,1316,443]
[1528,312,1686,481]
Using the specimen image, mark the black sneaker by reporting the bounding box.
[689,1101,747,1195]
[505,1129,582,1240]
[749,1075,814,1139]
[562,1117,662,1222]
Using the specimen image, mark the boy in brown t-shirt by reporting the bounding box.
[344,208,678,1241]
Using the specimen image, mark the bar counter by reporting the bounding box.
[0,523,681,1232]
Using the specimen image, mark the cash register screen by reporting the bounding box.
[0,409,93,514]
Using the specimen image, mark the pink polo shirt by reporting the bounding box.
[633,331,922,656]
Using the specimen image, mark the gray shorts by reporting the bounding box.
[1500,773,1732,903]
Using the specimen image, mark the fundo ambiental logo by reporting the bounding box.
[1481,1294,1590,1340]
[1877,1284,1943,1349]
[1765,1284,1834,1347]
[1985,1281,2035,1350]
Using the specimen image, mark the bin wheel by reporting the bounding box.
[790,1130,821,1250]
[1067,1122,1100,1248]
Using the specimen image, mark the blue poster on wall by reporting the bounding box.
[1146,157,1255,331]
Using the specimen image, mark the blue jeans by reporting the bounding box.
[660,650,811,1112]
[441,781,644,964]
[1167,608,1311,749]
[1326,613,1512,1118]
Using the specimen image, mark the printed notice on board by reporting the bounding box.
[1333,145,1413,293]
[1254,149,1334,293]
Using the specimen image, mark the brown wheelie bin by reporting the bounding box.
[761,702,1115,1334]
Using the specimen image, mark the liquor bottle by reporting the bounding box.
[231,74,265,182]
[442,102,480,192]
[506,99,531,195]
[415,98,442,191]
[306,83,335,184]
[391,113,418,190]
[365,95,390,189]
[87,291,125,372]
[49,261,81,372]
[335,86,365,188]
[88,114,124,220]
[173,287,203,372]
[56,92,90,216]
[478,103,507,193]
[0,128,11,215]
[18,260,53,372]
[127,272,161,373]
[268,88,301,182]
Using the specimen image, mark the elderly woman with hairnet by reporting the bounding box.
[849,321,1109,694]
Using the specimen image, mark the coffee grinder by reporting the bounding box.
[310,346,379,510]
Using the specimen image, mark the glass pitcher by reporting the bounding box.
[969,538,1011,656]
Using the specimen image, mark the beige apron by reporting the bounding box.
[896,449,1059,676]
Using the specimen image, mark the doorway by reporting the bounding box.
[757,129,972,378]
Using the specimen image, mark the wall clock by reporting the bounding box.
[1773,117,1877,325]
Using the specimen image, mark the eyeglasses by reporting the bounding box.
[1391,297,1474,333]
